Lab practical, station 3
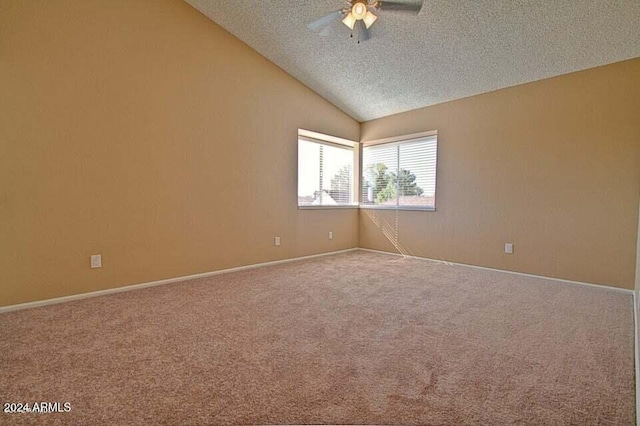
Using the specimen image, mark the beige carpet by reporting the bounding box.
[0,250,635,425]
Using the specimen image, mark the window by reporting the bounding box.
[361,133,437,210]
[298,131,357,208]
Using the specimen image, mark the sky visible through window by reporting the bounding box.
[298,141,321,197]
[298,139,353,205]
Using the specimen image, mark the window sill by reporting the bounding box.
[298,205,436,211]
[359,205,436,212]
[298,205,359,210]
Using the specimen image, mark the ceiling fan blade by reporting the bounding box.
[357,20,371,42]
[319,25,335,37]
[379,0,424,13]
[307,10,343,32]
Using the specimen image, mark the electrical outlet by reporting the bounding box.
[328,231,333,240]
[504,243,513,254]
[90,254,102,268]
[274,236,281,247]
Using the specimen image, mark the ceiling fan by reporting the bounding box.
[308,0,424,42]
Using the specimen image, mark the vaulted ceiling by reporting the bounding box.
[185,0,640,122]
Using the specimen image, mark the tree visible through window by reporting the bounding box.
[361,136,437,210]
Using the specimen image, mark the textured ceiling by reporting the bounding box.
[185,0,640,122]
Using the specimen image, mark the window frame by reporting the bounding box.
[297,129,359,210]
[359,130,438,212]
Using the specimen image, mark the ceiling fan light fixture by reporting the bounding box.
[351,2,367,20]
[363,11,378,28]
[341,12,356,30]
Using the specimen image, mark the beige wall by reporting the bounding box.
[636,199,640,321]
[0,0,359,306]
[360,59,640,289]
[637,200,640,292]
[636,199,640,421]
[1,1,638,307]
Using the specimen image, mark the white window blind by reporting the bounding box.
[298,138,355,207]
[361,135,437,210]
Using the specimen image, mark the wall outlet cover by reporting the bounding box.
[90,254,102,268]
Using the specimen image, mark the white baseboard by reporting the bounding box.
[0,248,359,314]
[357,248,634,294]
[1,246,632,314]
